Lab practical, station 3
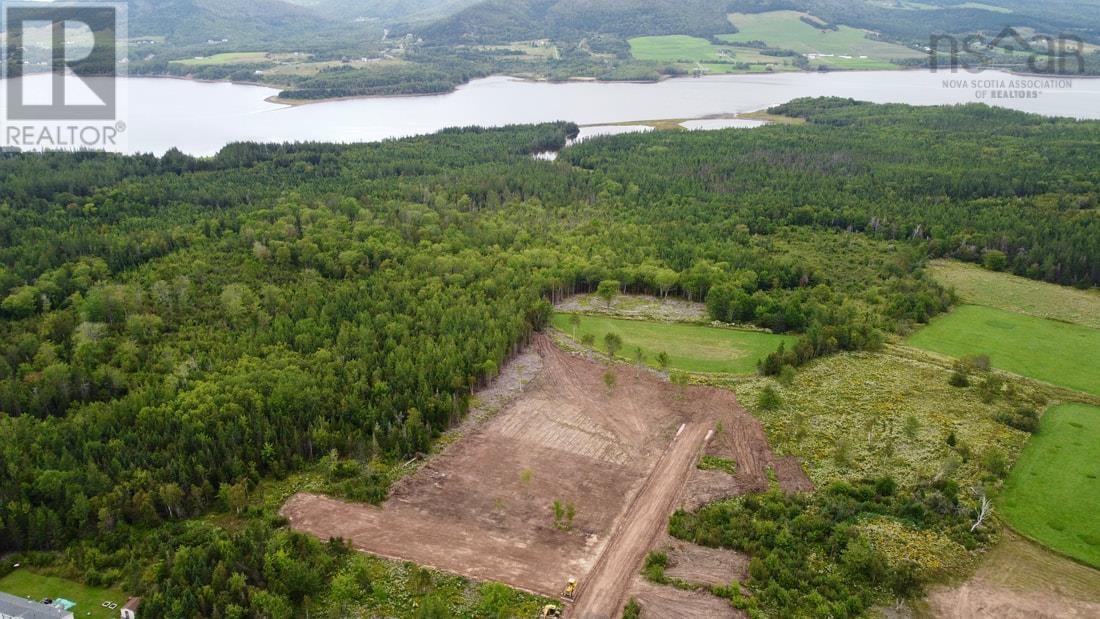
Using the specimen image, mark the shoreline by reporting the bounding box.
[14,66,1093,109]
[123,65,905,107]
[152,66,1100,108]
[263,73,683,106]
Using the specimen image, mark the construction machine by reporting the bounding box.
[561,577,578,600]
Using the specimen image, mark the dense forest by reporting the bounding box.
[564,99,1100,286]
[670,478,992,617]
[415,0,738,43]
[1,100,1098,614]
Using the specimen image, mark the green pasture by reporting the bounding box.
[907,305,1100,396]
[627,35,790,72]
[720,11,923,60]
[1001,404,1100,568]
[929,260,1100,329]
[172,52,270,66]
[552,313,795,374]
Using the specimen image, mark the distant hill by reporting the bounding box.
[129,0,341,44]
[307,0,485,24]
[731,0,1100,45]
[416,0,1100,46]
[414,0,738,44]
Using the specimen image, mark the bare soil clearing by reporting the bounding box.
[571,418,712,619]
[926,581,1100,618]
[283,334,805,617]
[660,534,749,587]
[626,576,744,618]
[925,532,1100,618]
[678,413,813,511]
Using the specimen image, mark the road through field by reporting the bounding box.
[570,420,713,619]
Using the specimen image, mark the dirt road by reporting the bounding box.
[570,420,713,619]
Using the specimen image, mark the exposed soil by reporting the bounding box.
[659,534,749,588]
[282,334,807,618]
[677,411,813,512]
[626,576,744,619]
[571,417,712,619]
[924,532,1100,618]
[926,581,1100,618]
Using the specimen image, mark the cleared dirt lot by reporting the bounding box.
[283,334,805,616]
[660,534,749,588]
[925,532,1100,618]
[677,406,813,512]
[627,576,742,618]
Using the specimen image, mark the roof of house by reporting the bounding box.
[122,597,141,611]
[0,591,74,619]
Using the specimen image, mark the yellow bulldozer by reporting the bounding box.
[561,577,578,600]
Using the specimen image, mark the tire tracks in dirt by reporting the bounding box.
[569,420,714,619]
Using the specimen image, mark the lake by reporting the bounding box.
[3,70,1099,155]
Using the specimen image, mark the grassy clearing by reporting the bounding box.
[172,52,270,66]
[0,570,128,619]
[627,35,791,72]
[1001,403,1100,569]
[720,11,923,60]
[476,42,560,60]
[734,350,1042,488]
[628,35,729,62]
[955,2,1013,13]
[906,305,1100,396]
[868,0,938,8]
[929,260,1100,329]
[551,313,795,374]
[810,56,900,70]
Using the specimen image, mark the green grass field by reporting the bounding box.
[906,305,1100,396]
[628,35,730,63]
[868,0,938,8]
[954,2,1013,13]
[627,35,791,72]
[1001,404,1100,568]
[476,43,560,60]
[0,571,128,619]
[929,260,1100,329]
[551,313,796,374]
[172,52,270,66]
[719,11,924,61]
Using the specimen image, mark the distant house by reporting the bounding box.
[120,597,140,619]
[0,591,74,619]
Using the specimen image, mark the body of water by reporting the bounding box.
[2,71,1097,154]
